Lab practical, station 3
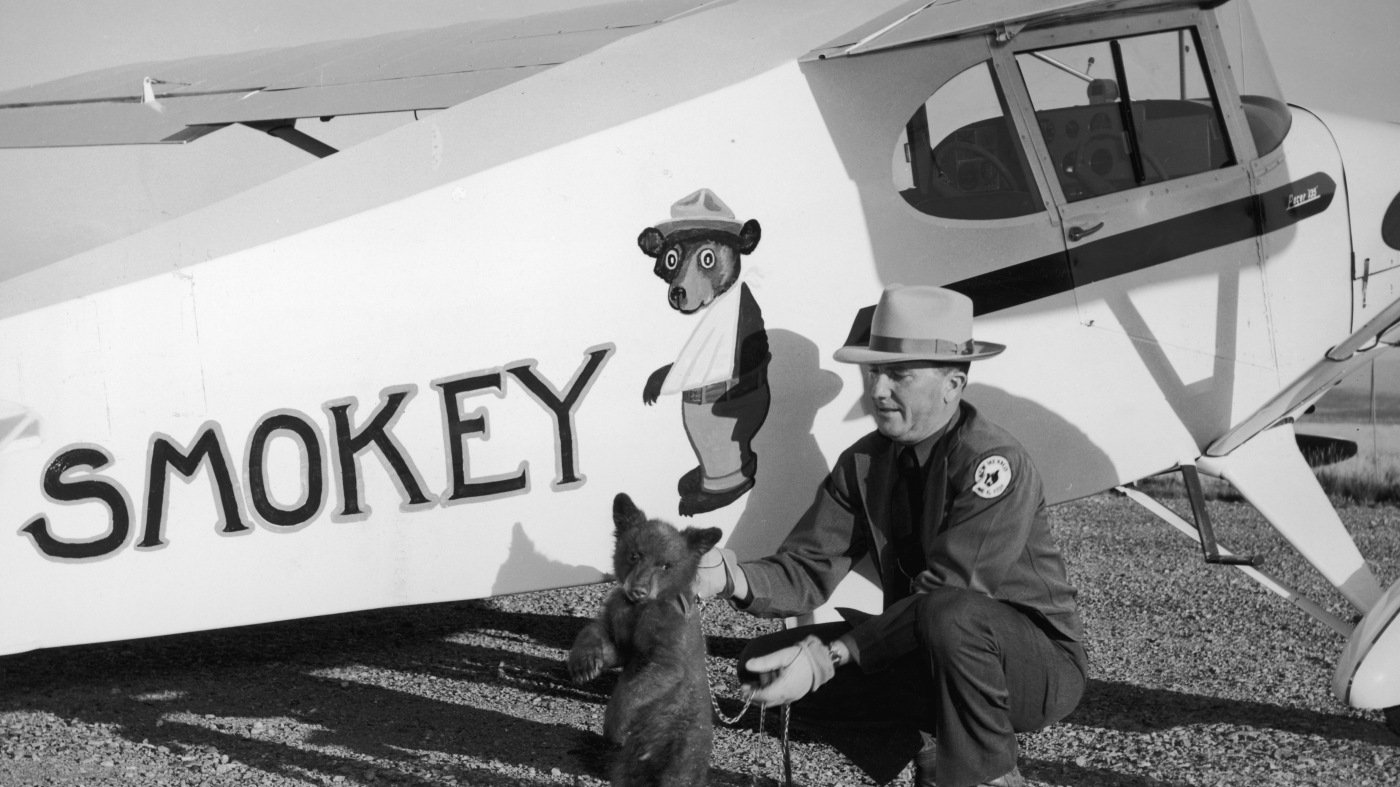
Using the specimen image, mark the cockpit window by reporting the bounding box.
[894,62,1043,220]
[1016,28,1234,202]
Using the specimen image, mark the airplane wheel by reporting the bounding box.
[1386,705,1400,739]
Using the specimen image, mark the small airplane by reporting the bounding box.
[2,0,1397,737]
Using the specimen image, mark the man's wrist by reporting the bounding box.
[827,637,852,667]
[724,550,751,603]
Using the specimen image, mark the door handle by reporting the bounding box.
[1067,222,1104,242]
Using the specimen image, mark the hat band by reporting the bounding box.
[868,334,973,356]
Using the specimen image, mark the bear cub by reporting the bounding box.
[568,493,721,787]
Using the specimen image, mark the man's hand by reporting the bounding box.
[740,635,836,706]
[693,546,745,600]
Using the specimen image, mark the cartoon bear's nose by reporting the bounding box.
[668,286,686,308]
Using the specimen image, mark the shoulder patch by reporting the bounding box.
[972,455,1012,499]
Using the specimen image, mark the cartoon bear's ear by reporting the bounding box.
[613,493,646,533]
[737,219,761,255]
[682,526,723,555]
[637,227,666,257]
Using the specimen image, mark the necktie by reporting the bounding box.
[892,447,925,581]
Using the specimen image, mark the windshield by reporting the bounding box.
[1215,0,1291,155]
[1016,27,1233,202]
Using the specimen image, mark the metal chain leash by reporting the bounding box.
[709,677,752,725]
[701,598,795,787]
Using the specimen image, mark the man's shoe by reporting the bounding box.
[980,767,1026,786]
[910,738,1023,787]
[911,741,937,787]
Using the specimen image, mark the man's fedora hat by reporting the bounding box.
[834,285,1005,364]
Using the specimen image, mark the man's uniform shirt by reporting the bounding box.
[739,401,1084,672]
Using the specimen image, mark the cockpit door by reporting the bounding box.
[993,8,1271,374]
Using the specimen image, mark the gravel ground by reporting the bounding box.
[2,493,1398,787]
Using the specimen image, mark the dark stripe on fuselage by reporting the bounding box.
[947,172,1337,315]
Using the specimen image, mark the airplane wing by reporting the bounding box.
[0,0,727,149]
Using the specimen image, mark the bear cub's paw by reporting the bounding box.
[568,624,616,684]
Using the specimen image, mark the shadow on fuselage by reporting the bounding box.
[728,328,844,558]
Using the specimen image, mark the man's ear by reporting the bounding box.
[637,227,666,257]
[942,368,967,402]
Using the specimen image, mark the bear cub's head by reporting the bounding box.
[611,493,721,604]
[636,221,760,315]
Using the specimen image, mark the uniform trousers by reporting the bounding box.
[738,587,1085,787]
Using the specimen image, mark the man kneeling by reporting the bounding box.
[697,286,1086,787]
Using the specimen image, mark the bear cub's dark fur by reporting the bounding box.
[568,493,721,787]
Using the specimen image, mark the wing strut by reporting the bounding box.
[1116,481,1352,637]
[242,120,338,158]
[1207,295,1400,457]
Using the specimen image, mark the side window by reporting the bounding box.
[1016,28,1234,202]
[894,62,1043,220]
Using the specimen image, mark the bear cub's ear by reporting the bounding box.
[613,493,647,534]
[682,526,722,555]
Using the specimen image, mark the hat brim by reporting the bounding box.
[655,218,743,236]
[833,341,1006,365]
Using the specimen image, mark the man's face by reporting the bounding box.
[864,362,964,445]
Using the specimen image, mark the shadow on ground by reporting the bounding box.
[2,598,1393,786]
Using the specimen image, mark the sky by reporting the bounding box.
[0,0,1397,275]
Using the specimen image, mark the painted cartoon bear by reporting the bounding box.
[637,189,771,517]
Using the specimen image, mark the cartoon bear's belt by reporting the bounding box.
[682,371,764,405]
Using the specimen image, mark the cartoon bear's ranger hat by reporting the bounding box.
[655,188,744,237]
[834,285,1006,364]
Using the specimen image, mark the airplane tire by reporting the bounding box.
[1386,705,1400,739]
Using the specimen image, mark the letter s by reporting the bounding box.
[19,446,133,560]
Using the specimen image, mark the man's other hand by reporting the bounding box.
[741,635,835,706]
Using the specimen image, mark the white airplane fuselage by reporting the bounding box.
[2,0,1397,714]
